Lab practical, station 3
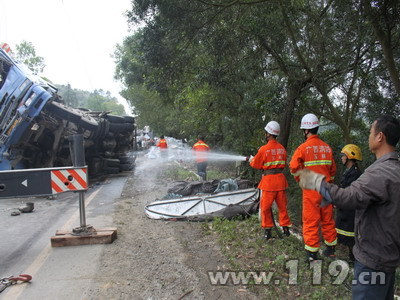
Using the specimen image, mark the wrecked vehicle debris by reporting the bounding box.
[145,187,259,221]
[0,48,135,176]
[166,179,255,197]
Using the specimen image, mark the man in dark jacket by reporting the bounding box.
[296,115,400,300]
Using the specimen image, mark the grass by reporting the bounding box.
[207,161,239,180]
[159,163,199,181]
[203,215,353,299]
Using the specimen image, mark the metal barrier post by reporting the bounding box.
[51,135,116,247]
[69,134,85,167]
[68,134,87,228]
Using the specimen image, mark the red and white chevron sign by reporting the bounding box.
[51,167,88,194]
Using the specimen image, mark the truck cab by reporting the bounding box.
[0,47,135,175]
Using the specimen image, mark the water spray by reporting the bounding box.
[143,146,247,163]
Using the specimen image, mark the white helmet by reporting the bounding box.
[264,121,280,136]
[300,113,320,129]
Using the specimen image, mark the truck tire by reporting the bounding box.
[104,158,120,168]
[88,157,103,176]
[123,116,135,123]
[109,123,134,133]
[119,155,134,164]
[117,136,132,146]
[105,115,126,123]
[79,116,99,132]
[119,163,134,171]
[104,166,120,174]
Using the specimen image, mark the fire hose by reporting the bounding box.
[0,274,32,293]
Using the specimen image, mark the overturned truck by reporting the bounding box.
[0,48,135,176]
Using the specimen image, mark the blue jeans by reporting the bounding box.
[352,260,396,300]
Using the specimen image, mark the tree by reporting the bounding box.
[84,90,126,114]
[361,0,400,95]
[56,85,126,115]
[116,0,399,153]
[14,41,46,75]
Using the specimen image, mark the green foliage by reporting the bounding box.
[56,85,126,115]
[120,83,168,131]
[86,89,126,114]
[15,41,46,75]
[56,84,86,108]
[286,174,303,226]
[115,0,400,159]
[206,161,238,180]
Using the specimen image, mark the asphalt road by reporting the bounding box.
[0,173,129,300]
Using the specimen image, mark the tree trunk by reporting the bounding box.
[278,79,304,149]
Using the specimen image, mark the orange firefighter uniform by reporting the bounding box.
[192,140,210,162]
[192,140,210,180]
[290,135,337,252]
[157,138,168,149]
[250,139,291,229]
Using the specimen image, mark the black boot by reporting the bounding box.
[264,229,272,241]
[306,250,318,262]
[283,226,290,237]
[323,245,336,258]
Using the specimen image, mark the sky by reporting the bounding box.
[0,0,134,114]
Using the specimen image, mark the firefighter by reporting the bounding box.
[249,121,292,240]
[156,135,168,149]
[289,113,337,261]
[336,144,362,263]
[156,135,168,159]
[192,136,210,180]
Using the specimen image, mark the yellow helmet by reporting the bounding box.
[341,144,362,161]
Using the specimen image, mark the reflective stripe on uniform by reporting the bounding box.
[305,245,319,252]
[324,238,337,246]
[194,143,209,147]
[304,160,332,167]
[336,228,355,237]
[263,160,285,167]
